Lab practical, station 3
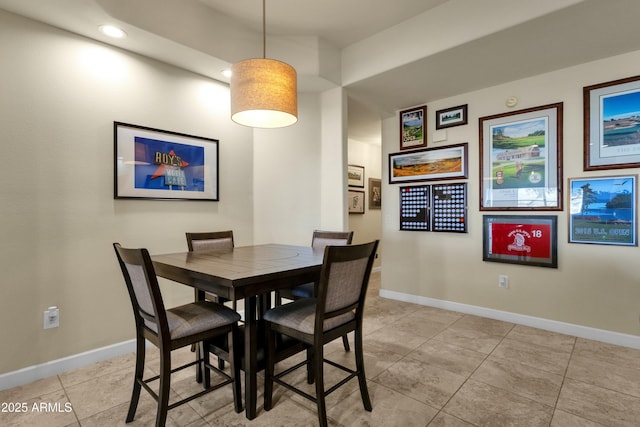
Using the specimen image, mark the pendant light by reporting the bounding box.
[230,0,298,128]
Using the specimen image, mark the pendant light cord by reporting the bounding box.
[262,0,266,58]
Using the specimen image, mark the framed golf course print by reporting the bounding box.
[479,103,563,211]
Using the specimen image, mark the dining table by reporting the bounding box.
[151,243,324,420]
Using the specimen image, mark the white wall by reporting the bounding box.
[381,49,640,338]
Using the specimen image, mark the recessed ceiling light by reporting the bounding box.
[99,25,127,39]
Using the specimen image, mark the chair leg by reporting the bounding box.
[306,347,315,384]
[229,326,243,413]
[203,342,211,388]
[156,347,171,427]
[314,344,328,427]
[263,324,275,411]
[195,342,203,383]
[342,333,351,352]
[126,335,145,422]
[354,328,372,412]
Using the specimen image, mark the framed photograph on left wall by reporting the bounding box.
[348,164,365,187]
[114,122,219,200]
[349,189,365,214]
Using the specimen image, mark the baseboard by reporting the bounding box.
[0,339,138,391]
[379,289,640,350]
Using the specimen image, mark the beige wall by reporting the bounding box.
[348,139,382,267]
[381,50,640,339]
[0,10,344,377]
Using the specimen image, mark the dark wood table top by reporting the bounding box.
[152,243,324,299]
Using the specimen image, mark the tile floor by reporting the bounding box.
[2,271,640,426]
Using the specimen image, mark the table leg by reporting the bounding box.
[244,296,258,419]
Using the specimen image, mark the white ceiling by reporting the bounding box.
[2,0,640,144]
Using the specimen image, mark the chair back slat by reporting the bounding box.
[113,243,167,338]
[191,237,233,252]
[316,241,378,322]
[324,257,369,313]
[311,230,353,250]
[186,231,234,252]
[123,262,156,321]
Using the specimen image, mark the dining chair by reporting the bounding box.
[113,243,242,427]
[263,240,379,427]
[186,231,235,307]
[276,230,354,351]
[186,231,237,373]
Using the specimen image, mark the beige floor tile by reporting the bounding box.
[63,368,133,420]
[449,315,515,337]
[428,412,476,426]
[432,327,505,355]
[489,336,572,376]
[328,381,438,427]
[375,357,467,408]
[573,338,640,370]
[443,379,553,426]
[59,352,138,388]
[566,354,640,399]
[550,409,608,427]
[0,389,78,427]
[325,341,404,380]
[470,358,563,406]
[557,378,640,427]
[0,375,63,402]
[386,314,455,340]
[506,324,576,352]
[78,390,204,427]
[406,340,486,377]
[363,327,431,357]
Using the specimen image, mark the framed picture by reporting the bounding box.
[436,104,468,129]
[114,122,218,201]
[400,185,430,231]
[479,103,563,211]
[349,189,365,214]
[400,105,427,150]
[568,175,637,246]
[368,178,382,209]
[389,143,468,184]
[348,164,365,187]
[431,182,467,233]
[483,215,558,268]
[584,75,640,171]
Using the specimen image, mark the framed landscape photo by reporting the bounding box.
[568,175,637,246]
[483,215,558,268]
[400,105,427,150]
[348,189,365,214]
[368,178,382,209]
[348,164,365,187]
[584,75,640,171]
[114,122,219,201]
[480,103,563,211]
[389,143,468,184]
[436,104,468,129]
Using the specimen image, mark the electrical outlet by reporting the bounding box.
[44,306,59,329]
[498,275,509,289]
